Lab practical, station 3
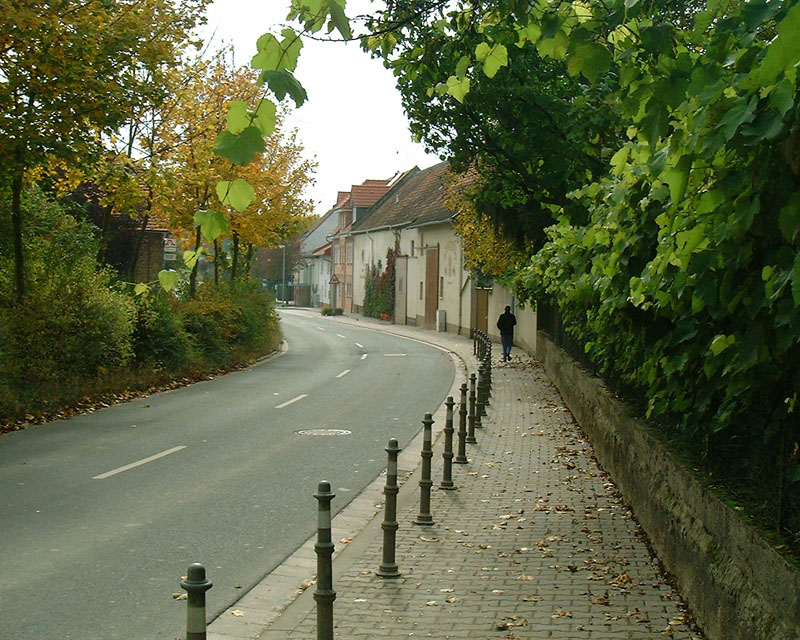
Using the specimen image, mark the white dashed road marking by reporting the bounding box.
[93,446,187,480]
[275,394,308,409]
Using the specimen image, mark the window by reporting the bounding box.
[419,282,423,300]
[332,244,340,264]
[410,240,415,256]
[346,240,354,264]
[440,277,444,298]
[346,282,353,299]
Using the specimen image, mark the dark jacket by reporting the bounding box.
[497,311,517,336]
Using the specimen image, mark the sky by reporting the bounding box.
[200,0,441,217]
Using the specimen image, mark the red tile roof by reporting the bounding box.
[351,162,454,232]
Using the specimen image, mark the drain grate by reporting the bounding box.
[294,428,352,436]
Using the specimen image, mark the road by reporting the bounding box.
[0,310,454,639]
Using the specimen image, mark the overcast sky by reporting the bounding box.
[200,0,440,216]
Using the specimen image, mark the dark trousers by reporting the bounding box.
[501,334,513,359]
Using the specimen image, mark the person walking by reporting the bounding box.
[496,305,517,362]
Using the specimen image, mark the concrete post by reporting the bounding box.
[440,397,456,490]
[414,413,435,525]
[314,481,336,640]
[454,383,468,464]
[377,439,401,578]
[180,563,212,640]
[466,373,477,444]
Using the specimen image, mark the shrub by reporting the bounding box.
[0,188,136,416]
[177,281,280,368]
[132,289,195,370]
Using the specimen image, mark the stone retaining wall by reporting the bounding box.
[536,331,800,640]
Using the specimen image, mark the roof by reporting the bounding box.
[301,207,340,256]
[351,162,453,233]
[351,181,392,207]
[312,242,331,257]
[332,178,393,211]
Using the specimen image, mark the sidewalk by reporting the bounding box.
[208,312,703,640]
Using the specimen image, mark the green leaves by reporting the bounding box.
[445,75,470,103]
[326,0,351,39]
[710,334,736,356]
[475,42,508,78]
[215,127,266,166]
[717,96,756,141]
[753,1,800,86]
[251,29,303,73]
[566,42,611,83]
[216,179,256,212]
[261,70,307,107]
[194,209,230,241]
[158,270,180,292]
[663,155,691,206]
[226,99,276,137]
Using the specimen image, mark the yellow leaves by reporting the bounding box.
[448,186,526,278]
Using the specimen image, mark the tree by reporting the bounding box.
[0,0,209,302]
[363,1,624,249]
[154,51,316,291]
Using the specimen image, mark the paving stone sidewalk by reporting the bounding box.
[210,314,704,640]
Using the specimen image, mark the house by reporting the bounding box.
[296,206,339,307]
[347,161,538,351]
[327,177,397,311]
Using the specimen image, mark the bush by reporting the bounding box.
[321,306,344,316]
[177,281,280,368]
[132,290,196,370]
[363,249,395,319]
[0,187,282,423]
[0,188,136,415]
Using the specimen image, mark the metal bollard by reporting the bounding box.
[484,354,492,401]
[454,383,468,464]
[440,397,456,490]
[476,363,486,426]
[180,563,212,640]
[414,413,435,525]
[378,439,401,578]
[466,373,477,444]
[314,481,336,640]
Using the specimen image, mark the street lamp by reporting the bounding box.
[280,243,287,307]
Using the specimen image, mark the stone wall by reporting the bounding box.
[536,331,800,640]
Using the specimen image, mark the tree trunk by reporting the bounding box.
[11,154,25,303]
[189,226,202,298]
[231,230,240,282]
[245,243,254,277]
[129,214,149,281]
[213,238,219,285]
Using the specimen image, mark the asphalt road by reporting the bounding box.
[0,310,454,639]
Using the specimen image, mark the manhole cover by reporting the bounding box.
[295,428,352,436]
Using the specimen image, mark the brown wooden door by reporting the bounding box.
[424,247,439,329]
[476,288,489,334]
